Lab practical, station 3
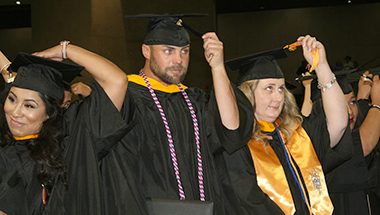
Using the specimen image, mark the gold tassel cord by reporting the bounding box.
[284,41,319,73]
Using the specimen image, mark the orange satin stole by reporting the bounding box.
[248,121,333,215]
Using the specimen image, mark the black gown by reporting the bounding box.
[2,139,45,214]
[326,129,378,215]
[1,138,66,215]
[0,147,28,215]
[99,75,254,215]
[216,105,353,214]
[59,78,134,215]
[0,81,66,214]
[325,99,379,215]
[0,79,132,215]
[368,143,380,214]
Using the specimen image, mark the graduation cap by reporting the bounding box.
[9,52,84,101]
[225,47,288,86]
[285,81,297,91]
[124,14,208,47]
[307,70,354,102]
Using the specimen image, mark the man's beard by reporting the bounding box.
[150,55,187,85]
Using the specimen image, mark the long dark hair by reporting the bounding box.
[0,88,67,201]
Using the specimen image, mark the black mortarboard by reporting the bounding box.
[285,81,297,91]
[9,52,84,101]
[225,47,288,86]
[306,70,354,102]
[124,14,208,47]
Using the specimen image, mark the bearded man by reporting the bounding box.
[100,14,254,215]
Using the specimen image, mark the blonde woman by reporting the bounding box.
[218,35,353,215]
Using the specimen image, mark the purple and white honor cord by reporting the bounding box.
[140,70,205,201]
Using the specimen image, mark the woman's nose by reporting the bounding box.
[11,104,23,117]
[274,91,282,101]
[346,104,352,115]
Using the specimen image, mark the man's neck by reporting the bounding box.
[141,67,171,86]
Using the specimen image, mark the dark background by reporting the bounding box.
[2,0,379,29]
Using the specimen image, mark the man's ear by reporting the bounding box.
[142,44,151,60]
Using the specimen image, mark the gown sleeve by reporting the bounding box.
[357,99,371,126]
[209,84,254,154]
[61,78,134,215]
[302,99,353,174]
[63,78,135,159]
[326,129,378,192]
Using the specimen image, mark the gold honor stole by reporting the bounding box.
[248,121,333,215]
[128,74,188,93]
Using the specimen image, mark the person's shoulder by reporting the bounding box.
[187,86,204,93]
[186,86,209,97]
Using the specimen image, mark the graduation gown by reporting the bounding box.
[368,143,380,214]
[59,78,133,215]
[326,129,378,215]
[0,81,65,215]
[0,147,28,215]
[99,75,254,215]
[0,78,130,215]
[216,106,353,215]
[1,138,66,215]
[325,98,379,215]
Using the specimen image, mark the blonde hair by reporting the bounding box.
[238,79,303,147]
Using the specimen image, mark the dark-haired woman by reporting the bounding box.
[0,43,128,214]
[0,84,67,214]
